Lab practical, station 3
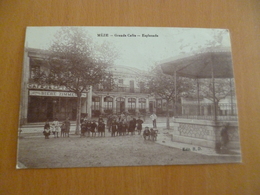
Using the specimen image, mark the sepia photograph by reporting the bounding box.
[17,26,242,169]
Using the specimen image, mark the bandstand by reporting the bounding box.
[160,47,240,151]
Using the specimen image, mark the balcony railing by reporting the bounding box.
[94,86,148,94]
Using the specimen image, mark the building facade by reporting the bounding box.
[20,48,91,124]
[91,65,156,117]
[20,48,156,124]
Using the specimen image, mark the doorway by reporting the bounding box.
[149,101,154,113]
[120,102,125,113]
[46,101,53,121]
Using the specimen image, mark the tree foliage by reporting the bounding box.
[47,28,114,95]
[199,78,233,104]
[144,66,193,103]
[31,27,117,134]
[141,65,193,129]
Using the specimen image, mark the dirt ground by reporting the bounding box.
[17,133,241,169]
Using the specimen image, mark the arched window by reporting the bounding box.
[138,98,146,109]
[128,98,136,111]
[92,97,100,111]
[104,96,113,111]
[116,97,125,113]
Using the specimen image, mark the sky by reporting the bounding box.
[25,26,231,71]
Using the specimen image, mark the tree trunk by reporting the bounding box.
[166,100,170,129]
[215,100,220,117]
[75,94,81,135]
[172,99,175,116]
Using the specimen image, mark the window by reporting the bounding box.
[156,99,162,109]
[30,65,40,79]
[139,82,145,93]
[92,97,100,110]
[130,80,134,93]
[117,87,126,92]
[30,58,43,79]
[139,98,146,109]
[162,99,168,110]
[128,98,136,110]
[104,96,113,110]
[117,79,125,92]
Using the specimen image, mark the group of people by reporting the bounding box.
[79,114,145,137]
[42,113,231,152]
[42,112,158,140]
[43,118,70,139]
[143,127,158,141]
[83,114,158,141]
[80,117,105,137]
[106,114,144,136]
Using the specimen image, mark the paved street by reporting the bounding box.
[17,123,241,168]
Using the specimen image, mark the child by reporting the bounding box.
[136,117,143,135]
[86,120,92,137]
[97,121,105,137]
[90,120,97,137]
[128,118,136,135]
[150,128,157,141]
[143,126,150,140]
[43,121,51,139]
[111,120,117,137]
[121,120,127,136]
[52,118,60,138]
[117,121,123,136]
[81,120,87,137]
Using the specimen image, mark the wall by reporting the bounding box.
[171,119,240,149]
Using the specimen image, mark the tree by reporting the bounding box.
[35,27,116,134]
[199,78,234,111]
[95,70,115,91]
[143,65,193,129]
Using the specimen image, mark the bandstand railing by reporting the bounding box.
[178,103,238,121]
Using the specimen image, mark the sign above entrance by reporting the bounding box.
[29,90,87,97]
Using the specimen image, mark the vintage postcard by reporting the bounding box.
[17,26,242,169]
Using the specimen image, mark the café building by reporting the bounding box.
[19,48,92,124]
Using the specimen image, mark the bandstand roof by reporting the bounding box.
[160,47,234,79]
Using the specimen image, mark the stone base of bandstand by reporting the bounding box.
[169,118,241,150]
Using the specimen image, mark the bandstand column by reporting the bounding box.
[174,70,177,116]
[211,60,217,121]
[113,97,117,114]
[230,78,234,115]
[197,78,200,116]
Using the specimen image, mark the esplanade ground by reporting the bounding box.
[17,117,241,169]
